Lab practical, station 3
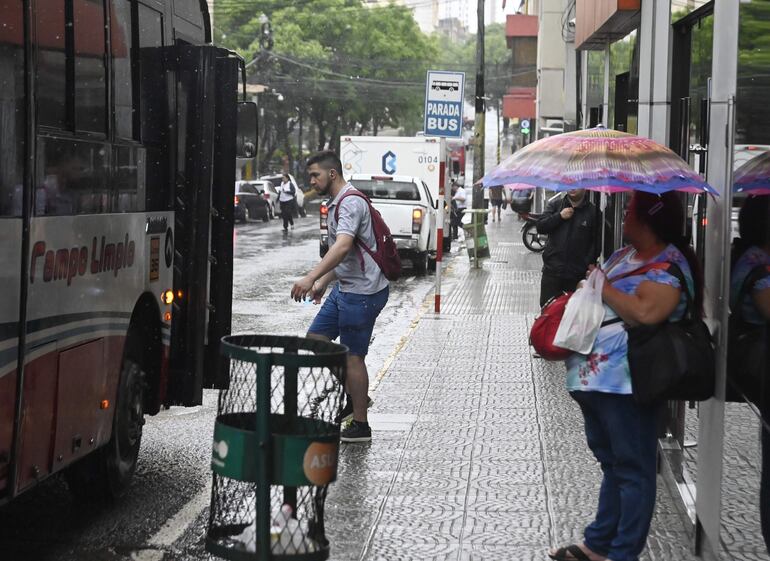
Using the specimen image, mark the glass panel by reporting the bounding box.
[113,144,145,212]
[74,0,107,133]
[36,0,66,129]
[0,0,25,216]
[111,0,134,139]
[586,50,604,126]
[608,30,638,134]
[687,13,713,174]
[725,1,770,557]
[36,136,109,215]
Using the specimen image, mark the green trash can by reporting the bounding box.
[462,209,491,268]
[206,335,347,561]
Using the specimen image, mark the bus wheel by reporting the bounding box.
[106,359,145,497]
[65,359,145,501]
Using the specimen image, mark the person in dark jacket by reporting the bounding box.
[536,189,599,306]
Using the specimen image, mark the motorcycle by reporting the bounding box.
[519,211,548,253]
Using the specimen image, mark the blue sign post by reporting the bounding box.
[424,70,465,138]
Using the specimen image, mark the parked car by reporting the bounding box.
[252,179,279,219]
[320,174,438,275]
[260,173,306,217]
[234,181,270,222]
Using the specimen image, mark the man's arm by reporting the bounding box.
[291,234,354,301]
[535,198,565,234]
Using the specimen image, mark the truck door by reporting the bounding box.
[166,45,238,405]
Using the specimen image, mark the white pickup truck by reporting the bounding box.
[320,174,438,275]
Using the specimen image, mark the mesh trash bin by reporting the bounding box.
[206,335,347,561]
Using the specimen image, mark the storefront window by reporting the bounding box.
[671,0,712,24]
[608,30,638,134]
[586,50,604,126]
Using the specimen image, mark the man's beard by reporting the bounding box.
[317,179,331,195]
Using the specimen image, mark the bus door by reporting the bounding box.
[166,45,239,405]
[0,0,26,499]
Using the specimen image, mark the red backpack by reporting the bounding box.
[334,189,402,281]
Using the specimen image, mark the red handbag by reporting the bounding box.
[529,292,573,361]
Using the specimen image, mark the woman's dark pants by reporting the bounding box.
[571,391,660,561]
[281,200,294,230]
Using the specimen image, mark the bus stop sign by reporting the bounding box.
[424,70,465,138]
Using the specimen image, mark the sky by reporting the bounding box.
[400,0,524,34]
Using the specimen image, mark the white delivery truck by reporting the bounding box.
[340,135,453,252]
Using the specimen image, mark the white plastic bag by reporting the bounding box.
[553,268,606,354]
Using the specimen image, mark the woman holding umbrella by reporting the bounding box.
[549,192,703,561]
[481,127,714,561]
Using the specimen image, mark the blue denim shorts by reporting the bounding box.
[308,285,389,356]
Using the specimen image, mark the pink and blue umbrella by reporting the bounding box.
[483,126,718,196]
[734,150,770,195]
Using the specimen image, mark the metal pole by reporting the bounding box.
[497,97,501,164]
[472,0,485,208]
[434,157,446,313]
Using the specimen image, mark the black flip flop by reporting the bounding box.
[548,544,592,561]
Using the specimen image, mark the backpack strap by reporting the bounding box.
[333,189,374,273]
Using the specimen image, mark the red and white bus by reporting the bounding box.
[0,0,253,502]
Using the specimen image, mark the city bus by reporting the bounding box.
[0,0,255,503]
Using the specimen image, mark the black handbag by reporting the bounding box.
[726,265,770,403]
[625,263,716,405]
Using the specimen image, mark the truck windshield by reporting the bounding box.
[351,180,420,201]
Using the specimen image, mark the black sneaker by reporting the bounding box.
[340,420,371,443]
[334,396,374,425]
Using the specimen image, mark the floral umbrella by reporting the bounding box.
[482,126,718,196]
[734,150,770,195]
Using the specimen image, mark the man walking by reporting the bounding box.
[291,151,389,443]
[535,189,599,306]
[450,181,467,240]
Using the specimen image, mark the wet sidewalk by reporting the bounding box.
[325,211,697,561]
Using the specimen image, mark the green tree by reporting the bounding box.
[213,0,435,172]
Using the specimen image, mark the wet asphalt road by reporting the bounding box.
[0,211,439,561]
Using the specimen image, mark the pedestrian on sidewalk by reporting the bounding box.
[489,184,504,222]
[451,181,467,240]
[549,192,703,561]
[536,189,599,306]
[279,174,296,232]
[291,151,389,443]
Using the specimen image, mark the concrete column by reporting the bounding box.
[602,45,610,126]
[636,0,655,138]
[636,0,672,143]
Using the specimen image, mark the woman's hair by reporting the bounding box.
[632,191,704,316]
[282,173,290,181]
[734,196,770,265]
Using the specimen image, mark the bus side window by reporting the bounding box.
[37,137,109,216]
[113,145,145,212]
[138,4,164,145]
[74,0,107,134]
[35,0,67,130]
[0,0,25,217]
[137,4,169,211]
[111,0,135,140]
